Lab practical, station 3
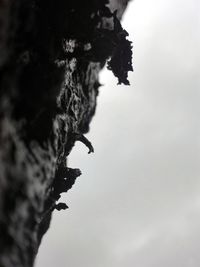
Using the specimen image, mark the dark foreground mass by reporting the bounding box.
[0,1,132,266]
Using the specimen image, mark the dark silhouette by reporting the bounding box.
[0,0,132,266]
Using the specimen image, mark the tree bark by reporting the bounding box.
[0,0,132,266]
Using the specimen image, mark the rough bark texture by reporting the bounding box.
[0,1,132,266]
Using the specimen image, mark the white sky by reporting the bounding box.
[36,0,200,266]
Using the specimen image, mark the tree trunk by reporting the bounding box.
[0,0,132,266]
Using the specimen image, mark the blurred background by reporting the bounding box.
[36,0,200,266]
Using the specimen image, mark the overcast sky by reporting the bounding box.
[36,0,200,266]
